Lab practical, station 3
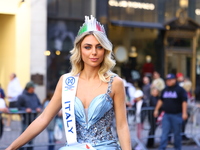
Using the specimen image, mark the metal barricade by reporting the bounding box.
[127,107,158,150]
[0,111,66,150]
[1,106,200,150]
[127,106,200,150]
[185,106,200,147]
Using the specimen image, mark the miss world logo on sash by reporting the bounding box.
[65,76,76,91]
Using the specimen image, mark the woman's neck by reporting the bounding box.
[80,68,99,80]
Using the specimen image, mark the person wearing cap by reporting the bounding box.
[17,81,42,150]
[176,72,184,87]
[154,73,188,150]
[132,89,147,149]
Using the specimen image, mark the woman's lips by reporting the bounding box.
[90,58,98,61]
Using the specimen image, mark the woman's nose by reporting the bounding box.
[91,47,97,55]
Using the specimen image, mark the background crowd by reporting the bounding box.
[124,70,199,150]
[0,71,200,150]
[0,73,62,150]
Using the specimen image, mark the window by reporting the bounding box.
[48,0,91,19]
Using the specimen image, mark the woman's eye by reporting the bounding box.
[84,46,91,50]
[96,45,103,49]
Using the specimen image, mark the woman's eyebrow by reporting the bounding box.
[83,43,101,46]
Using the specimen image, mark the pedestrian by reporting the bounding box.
[125,79,136,107]
[142,76,151,106]
[151,71,165,92]
[6,15,131,150]
[6,73,22,131]
[0,84,5,99]
[176,72,184,87]
[17,81,42,150]
[0,97,9,139]
[42,92,62,150]
[176,73,192,141]
[154,73,188,150]
[195,76,200,101]
[132,89,147,150]
[146,87,161,148]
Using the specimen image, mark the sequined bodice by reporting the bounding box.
[74,76,117,146]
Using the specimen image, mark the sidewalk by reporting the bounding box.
[0,120,66,150]
[1,117,200,150]
[128,114,200,150]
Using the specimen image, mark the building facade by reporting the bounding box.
[47,0,200,93]
[0,0,47,101]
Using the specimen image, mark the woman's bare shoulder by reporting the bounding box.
[112,76,124,88]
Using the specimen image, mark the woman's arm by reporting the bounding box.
[112,77,131,150]
[6,75,64,150]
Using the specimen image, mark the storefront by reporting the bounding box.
[47,0,200,93]
[0,0,47,101]
[107,0,200,91]
[107,0,165,81]
[47,0,94,90]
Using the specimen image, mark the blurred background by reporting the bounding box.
[0,0,200,102]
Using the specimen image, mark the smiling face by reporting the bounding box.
[80,34,105,68]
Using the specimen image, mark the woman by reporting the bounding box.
[6,15,131,150]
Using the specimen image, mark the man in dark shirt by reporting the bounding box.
[17,81,42,150]
[154,73,188,150]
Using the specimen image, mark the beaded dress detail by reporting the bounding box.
[74,75,121,149]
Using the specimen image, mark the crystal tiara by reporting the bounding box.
[77,15,106,36]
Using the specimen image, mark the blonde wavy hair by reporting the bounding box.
[70,31,116,82]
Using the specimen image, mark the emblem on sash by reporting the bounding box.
[65,76,75,91]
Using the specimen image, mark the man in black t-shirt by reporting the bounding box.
[154,73,188,150]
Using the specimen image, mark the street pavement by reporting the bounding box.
[0,116,200,150]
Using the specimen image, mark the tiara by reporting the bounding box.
[77,15,105,36]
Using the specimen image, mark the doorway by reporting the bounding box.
[165,51,192,79]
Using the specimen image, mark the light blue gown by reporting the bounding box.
[60,76,121,150]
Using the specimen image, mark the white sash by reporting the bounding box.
[62,73,96,149]
[62,73,79,145]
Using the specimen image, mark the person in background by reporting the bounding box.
[151,71,165,92]
[125,79,136,107]
[43,92,62,150]
[123,79,130,105]
[0,84,5,99]
[154,73,188,150]
[142,76,151,106]
[176,73,193,99]
[176,73,193,141]
[195,76,200,101]
[6,73,22,131]
[133,89,147,150]
[147,87,161,148]
[182,77,193,100]
[0,97,9,139]
[176,72,184,87]
[17,81,42,150]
